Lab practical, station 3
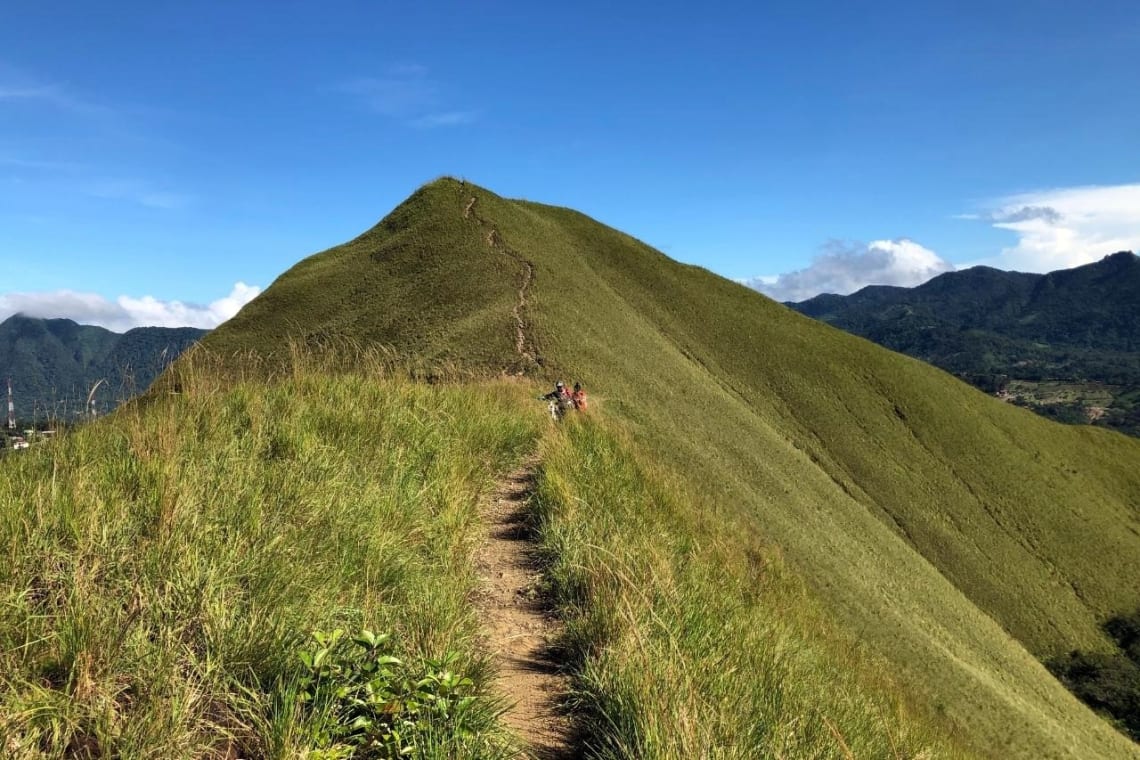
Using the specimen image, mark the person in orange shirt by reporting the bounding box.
[571,382,588,411]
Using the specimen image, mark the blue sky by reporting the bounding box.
[2,0,1139,328]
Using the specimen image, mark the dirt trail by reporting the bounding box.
[474,458,574,758]
[463,195,539,366]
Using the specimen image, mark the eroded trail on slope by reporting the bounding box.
[463,194,539,366]
[474,458,574,758]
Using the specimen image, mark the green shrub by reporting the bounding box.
[286,628,487,758]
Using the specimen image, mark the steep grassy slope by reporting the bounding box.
[208,187,526,373]
[533,416,973,757]
[0,352,541,757]
[206,179,1140,757]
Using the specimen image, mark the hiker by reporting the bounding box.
[540,381,574,421]
[571,382,588,411]
[542,381,571,402]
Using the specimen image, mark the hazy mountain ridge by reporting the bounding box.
[0,314,207,423]
[791,252,1140,436]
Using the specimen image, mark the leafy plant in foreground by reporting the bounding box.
[295,629,480,758]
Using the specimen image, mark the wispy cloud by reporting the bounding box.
[337,65,477,127]
[0,80,110,117]
[1,69,189,211]
[83,178,191,210]
[744,239,954,302]
[0,155,84,172]
[0,158,191,209]
[339,74,438,117]
[410,110,480,128]
[0,86,57,100]
[0,282,261,332]
[965,183,1140,272]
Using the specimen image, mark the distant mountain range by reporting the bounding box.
[0,315,206,424]
[790,251,1140,437]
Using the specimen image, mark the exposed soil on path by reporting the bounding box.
[474,458,576,759]
[462,195,540,367]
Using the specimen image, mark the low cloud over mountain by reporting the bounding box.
[744,239,953,302]
[968,183,1140,273]
[0,282,260,333]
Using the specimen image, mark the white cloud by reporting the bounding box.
[0,86,58,101]
[337,65,476,127]
[339,73,438,117]
[83,178,191,209]
[410,110,480,128]
[970,183,1140,272]
[744,239,954,302]
[0,282,261,332]
[0,80,108,117]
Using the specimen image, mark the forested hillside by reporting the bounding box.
[791,252,1140,436]
[0,314,205,424]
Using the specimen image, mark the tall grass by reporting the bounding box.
[0,350,541,758]
[532,416,974,759]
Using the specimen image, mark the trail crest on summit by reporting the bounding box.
[464,195,539,366]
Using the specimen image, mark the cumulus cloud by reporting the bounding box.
[744,239,954,302]
[0,282,261,332]
[969,183,1140,272]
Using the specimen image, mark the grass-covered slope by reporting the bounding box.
[206,178,1140,757]
[0,352,541,757]
[207,185,526,373]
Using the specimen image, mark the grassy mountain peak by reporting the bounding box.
[200,177,1140,757]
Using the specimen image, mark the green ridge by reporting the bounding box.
[0,315,206,424]
[790,254,1140,437]
[205,178,1140,758]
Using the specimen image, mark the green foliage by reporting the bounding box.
[1049,610,1140,742]
[290,628,484,758]
[1049,651,1140,742]
[1107,610,1140,665]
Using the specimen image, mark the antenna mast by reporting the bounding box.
[86,379,106,419]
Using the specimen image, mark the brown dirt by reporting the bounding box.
[474,458,575,758]
[463,195,539,366]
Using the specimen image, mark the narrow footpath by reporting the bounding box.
[474,457,574,758]
[463,194,540,367]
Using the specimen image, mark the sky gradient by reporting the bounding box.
[2,1,1139,327]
